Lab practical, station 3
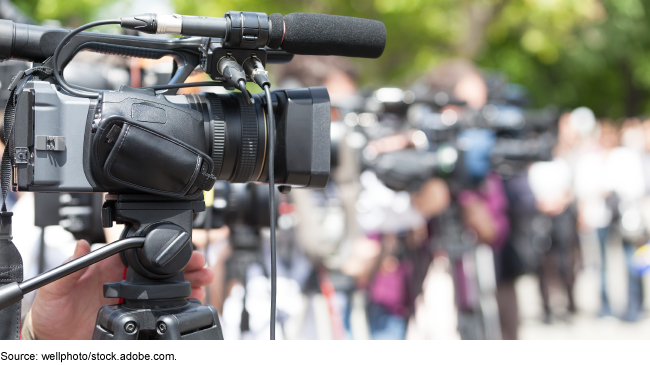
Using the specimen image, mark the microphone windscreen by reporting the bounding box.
[282,13,386,58]
[268,13,284,49]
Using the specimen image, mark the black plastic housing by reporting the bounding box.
[273,87,330,188]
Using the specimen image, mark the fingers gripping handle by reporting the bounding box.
[0,237,146,312]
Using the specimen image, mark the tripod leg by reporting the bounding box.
[537,256,552,323]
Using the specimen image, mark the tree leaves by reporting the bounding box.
[15,0,650,118]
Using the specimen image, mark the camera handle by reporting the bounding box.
[42,33,202,95]
[69,42,200,86]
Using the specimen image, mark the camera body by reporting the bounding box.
[12,80,330,197]
[193,181,276,230]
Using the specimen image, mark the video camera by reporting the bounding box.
[0,11,386,340]
[1,12,385,197]
[356,86,558,192]
[194,181,276,232]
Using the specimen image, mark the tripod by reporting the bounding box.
[436,201,501,340]
[224,224,268,336]
[93,194,223,340]
[0,193,224,340]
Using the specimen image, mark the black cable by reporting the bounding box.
[264,85,277,340]
[51,19,121,98]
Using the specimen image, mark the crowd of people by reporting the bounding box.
[192,56,650,340]
[220,56,650,340]
[3,51,650,340]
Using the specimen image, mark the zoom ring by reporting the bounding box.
[231,94,258,182]
[206,94,226,178]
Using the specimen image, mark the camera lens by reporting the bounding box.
[185,92,268,184]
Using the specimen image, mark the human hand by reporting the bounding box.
[460,194,497,245]
[413,178,451,219]
[28,240,214,340]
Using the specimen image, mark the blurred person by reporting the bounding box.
[354,165,432,339]
[635,119,650,302]
[280,56,444,340]
[610,119,646,322]
[574,118,645,320]
[528,141,578,323]
[417,58,488,110]
[574,119,618,318]
[407,59,512,339]
[557,107,599,167]
[527,108,612,323]
[282,56,361,339]
[273,55,358,105]
[500,167,538,337]
[528,111,582,324]
[615,118,648,322]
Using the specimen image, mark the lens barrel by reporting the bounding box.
[204,93,268,183]
[184,92,268,184]
[185,87,331,189]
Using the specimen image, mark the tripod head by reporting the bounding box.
[97,194,223,339]
[0,193,224,339]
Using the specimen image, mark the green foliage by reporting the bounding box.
[172,0,650,118]
[15,0,650,118]
[14,0,112,26]
[479,0,650,118]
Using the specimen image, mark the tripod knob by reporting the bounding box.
[143,224,191,268]
[125,222,193,279]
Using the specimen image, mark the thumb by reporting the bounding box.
[44,240,91,296]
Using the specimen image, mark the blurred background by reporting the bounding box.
[14,0,650,118]
[6,0,650,340]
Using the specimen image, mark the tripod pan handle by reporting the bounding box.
[0,237,146,312]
